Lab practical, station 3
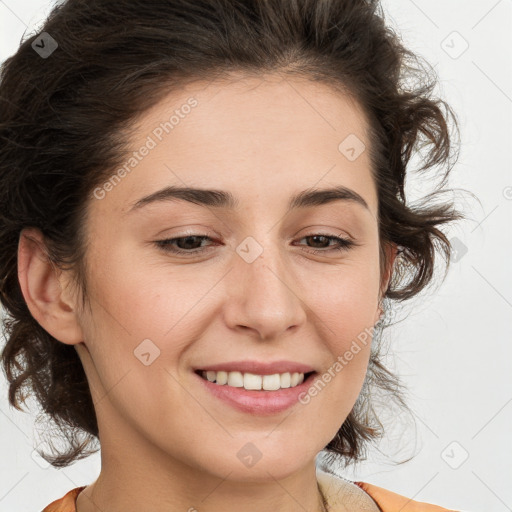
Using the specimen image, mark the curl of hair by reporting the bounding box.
[0,0,464,468]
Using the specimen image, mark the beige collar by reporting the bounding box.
[316,468,381,512]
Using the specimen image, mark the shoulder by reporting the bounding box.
[41,475,457,512]
[355,481,457,511]
[317,468,456,512]
[317,468,382,511]
[41,486,86,512]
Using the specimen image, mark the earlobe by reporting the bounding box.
[382,242,399,296]
[374,242,399,325]
[17,228,84,345]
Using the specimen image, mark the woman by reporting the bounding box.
[0,0,463,510]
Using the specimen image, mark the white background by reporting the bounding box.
[0,1,511,511]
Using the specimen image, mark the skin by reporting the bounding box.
[18,73,397,512]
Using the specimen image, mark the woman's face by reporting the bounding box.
[73,73,394,481]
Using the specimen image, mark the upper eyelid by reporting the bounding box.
[156,232,354,243]
[154,233,357,254]
[154,225,356,240]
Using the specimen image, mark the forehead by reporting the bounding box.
[95,73,377,219]
[134,73,370,153]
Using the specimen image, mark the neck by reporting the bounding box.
[77,466,327,512]
[76,416,327,512]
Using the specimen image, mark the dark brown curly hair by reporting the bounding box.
[0,0,464,468]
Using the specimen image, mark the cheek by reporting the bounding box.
[302,261,380,340]
[85,239,203,340]
[302,264,378,400]
[77,244,192,400]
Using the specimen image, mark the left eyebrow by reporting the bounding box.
[127,185,370,214]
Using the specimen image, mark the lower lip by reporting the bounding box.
[193,371,318,415]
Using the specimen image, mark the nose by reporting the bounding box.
[222,240,307,341]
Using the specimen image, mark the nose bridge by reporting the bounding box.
[225,232,306,337]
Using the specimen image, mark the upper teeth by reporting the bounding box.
[201,370,305,391]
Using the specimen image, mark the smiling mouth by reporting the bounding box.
[194,369,317,391]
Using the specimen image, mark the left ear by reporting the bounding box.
[374,242,399,324]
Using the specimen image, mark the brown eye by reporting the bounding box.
[155,235,215,255]
[154,232,357,257]
[295,234,356,254]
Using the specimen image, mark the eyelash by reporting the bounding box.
[154,233,356,256]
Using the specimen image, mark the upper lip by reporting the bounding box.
[194,360,316,375]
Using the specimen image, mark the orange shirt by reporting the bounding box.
[42,470,457,512]
[42,487,85,512]
[355,481,457,511]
